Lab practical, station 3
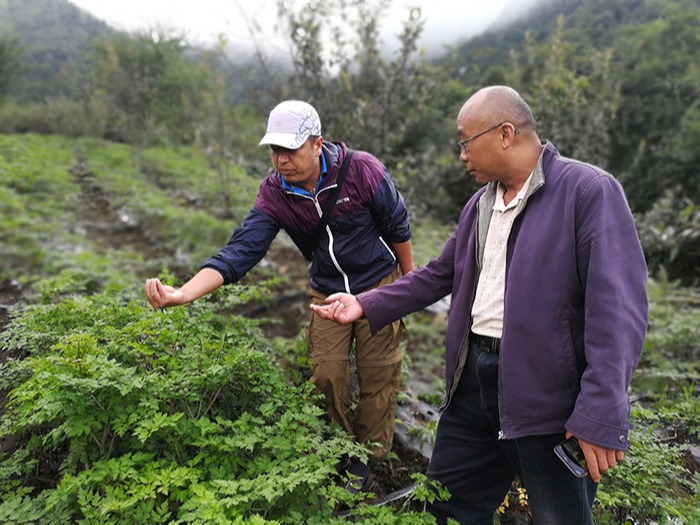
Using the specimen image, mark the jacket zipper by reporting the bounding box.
[443,200,483,411]
[288,185,353,294]
[497,176,545,440]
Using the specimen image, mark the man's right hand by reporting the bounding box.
[145,269,224,309]
[310,293,364,324]
[144,278,186,309]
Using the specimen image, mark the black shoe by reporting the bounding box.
[342,458,370,494]
[333,454,351,484]
[334,454,352,474]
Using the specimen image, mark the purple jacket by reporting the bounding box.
[203,141,411,295]
[359,143,648,450]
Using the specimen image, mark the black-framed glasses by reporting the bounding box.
[457,122,519,152]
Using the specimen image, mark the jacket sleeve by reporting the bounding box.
[369,164,411,244]
[359,227,458,334]
[201,206,280,285]
[566,173,648,450]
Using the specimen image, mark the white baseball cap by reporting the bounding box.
[259,100,322,150]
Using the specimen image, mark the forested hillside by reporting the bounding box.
[1,0,699,523]
[0,0,113,102]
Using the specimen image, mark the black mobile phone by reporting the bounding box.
[554,436,589,478]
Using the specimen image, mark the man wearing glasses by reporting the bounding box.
[312,86,648,523]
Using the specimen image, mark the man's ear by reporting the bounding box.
[503,123,519,148]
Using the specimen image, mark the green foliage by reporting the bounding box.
[3,0,699,223]
[653,383,700,443]
[499,17,620,170]
[0,101,76,135]
[636,275,700,375]
[0,35,19,102]
[451,0,700,219]
[0,0,114,103]
[448,0,581,75]
[608,0,700,211]
[608,277,700,523]
[0,133,79,281]
[0,287,374,523]
[83,30,212,148]
[275,0,468,221]
[192,51,268,218]
[1,0,699,521]
[0,133,265,284]
[595,406,699,524]
[270,328,314,386]
[636,189,700,283]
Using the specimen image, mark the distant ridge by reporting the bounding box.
[0,0,114,102]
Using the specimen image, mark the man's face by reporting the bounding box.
[457,118,502,185]
[269,137,323,191]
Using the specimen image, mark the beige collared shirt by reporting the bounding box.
[470,172,534,339]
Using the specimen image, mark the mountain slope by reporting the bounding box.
[0,0,114,101]
[446,0,676,76]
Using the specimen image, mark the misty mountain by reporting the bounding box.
[0,0,113,101]
[1,0,696,107]
[447,0,684,79]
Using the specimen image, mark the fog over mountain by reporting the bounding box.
[67,0,540,60]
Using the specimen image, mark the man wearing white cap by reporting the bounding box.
[145,100,414,488]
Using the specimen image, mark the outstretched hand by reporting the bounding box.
[144,278,186,309]
[310,293,364,324]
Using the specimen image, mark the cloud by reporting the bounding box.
[68,0,536,60]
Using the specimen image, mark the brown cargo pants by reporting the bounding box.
[307,266,405,460]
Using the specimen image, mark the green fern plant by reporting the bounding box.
[0,283,443,523]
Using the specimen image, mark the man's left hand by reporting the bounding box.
[568,432,625,483]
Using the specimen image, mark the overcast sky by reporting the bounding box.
[67,0,534,58]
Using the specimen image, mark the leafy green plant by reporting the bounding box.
[595,406,699,524]
[653,383,700,442]
[1,288,343,521]
[637,189,700,284]
[0,281,447,523]
[636,274,700,377]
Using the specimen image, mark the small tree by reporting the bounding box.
[0,35,20,103]
[271,0,468,221]
[84,30,211,157]
[498,17,620,170]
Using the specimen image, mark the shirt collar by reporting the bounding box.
[494,173,533,211]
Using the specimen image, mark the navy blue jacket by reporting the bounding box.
[203,141,411,295]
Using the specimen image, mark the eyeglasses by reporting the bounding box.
[456,122,519,152]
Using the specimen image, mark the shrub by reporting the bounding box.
[0,283,442,523]
[637,188,700,283]
[595,406,699,524]
[0,288,357,523]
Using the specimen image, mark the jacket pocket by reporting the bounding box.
[558,313,584,398]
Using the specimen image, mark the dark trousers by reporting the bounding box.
[426,341,597,524]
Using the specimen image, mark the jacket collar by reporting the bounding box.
[280,147,329,196]
[475,142,549,265]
